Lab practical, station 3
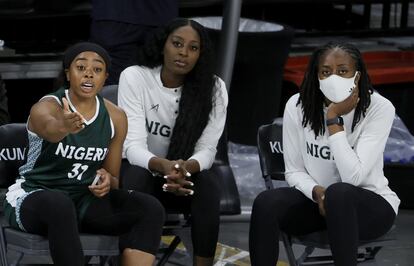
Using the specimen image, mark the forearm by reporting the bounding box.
[188,150,215,171]
[329,131,364,185]
[33,117,69,143]
[125,145,156,170]
[184,159,200,174]
[148,156,172,175]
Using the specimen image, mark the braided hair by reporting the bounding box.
[298,41,373,137]
[137,18,216,160]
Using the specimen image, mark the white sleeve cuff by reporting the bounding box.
[188,154,211,171]
[126,148,156,171]
[328,130,347,142]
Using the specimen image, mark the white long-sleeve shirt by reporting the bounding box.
[283,92,400,214]
[118,65,228,171]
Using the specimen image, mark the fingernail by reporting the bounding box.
[174,164,179,169]
[163,175,168,179]
[189,182,194,187]
[185,172,191,177]
[162,184,168,189]
[189,190,194,195]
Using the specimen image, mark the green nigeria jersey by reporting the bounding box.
[12,88,114,220]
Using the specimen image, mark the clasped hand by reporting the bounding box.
[162,159,194,196]
[89,168,111,198]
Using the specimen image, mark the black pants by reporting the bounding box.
[249,183,396,266]
[20,189,165,266]
[90,20,156,85]
[121,160,221,258]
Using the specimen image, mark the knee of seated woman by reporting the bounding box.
[325,182,359,204]
[252,188,296,215]
[326,182,357,194]
[193,170,220,189]
[128,191,166,223]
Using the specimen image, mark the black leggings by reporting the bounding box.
[121,160,221,258]
[249,183,396,266]
[20,189,165,266]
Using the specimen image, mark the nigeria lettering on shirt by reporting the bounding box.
[146,119,171,137]
[55,142,108,161]
[306,141,333,160]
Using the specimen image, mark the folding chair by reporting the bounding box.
[0,123,119,266]
[256,119,397,266]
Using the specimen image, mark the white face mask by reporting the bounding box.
[319,71,358,103]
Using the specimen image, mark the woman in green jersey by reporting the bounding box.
[4,42,165,266]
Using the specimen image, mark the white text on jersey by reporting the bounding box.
[55,142,108,161]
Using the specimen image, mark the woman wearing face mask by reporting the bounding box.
[118,18,228,266]
[249,42,400,266]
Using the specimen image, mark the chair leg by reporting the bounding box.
[363,246,382,260]
[0,227,8,266]
[281,232,297,266]
[108,255,120,266]
[296,246,315,265]
[98,256,108,266]
[174,226,193,260]
[0,247,5,266]
[9,252,24,266]
[157,236,182,266]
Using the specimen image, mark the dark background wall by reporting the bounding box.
[1,0,414,130]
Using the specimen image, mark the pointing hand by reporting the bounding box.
[62,97,86,134]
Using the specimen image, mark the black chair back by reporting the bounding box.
[100,85,118,105]
[0,123,28,188]
[257,119,285,182]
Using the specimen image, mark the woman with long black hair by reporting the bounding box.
[118,18,228,266]
[249,42,400,266]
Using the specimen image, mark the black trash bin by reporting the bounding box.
[193,17,294,145]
